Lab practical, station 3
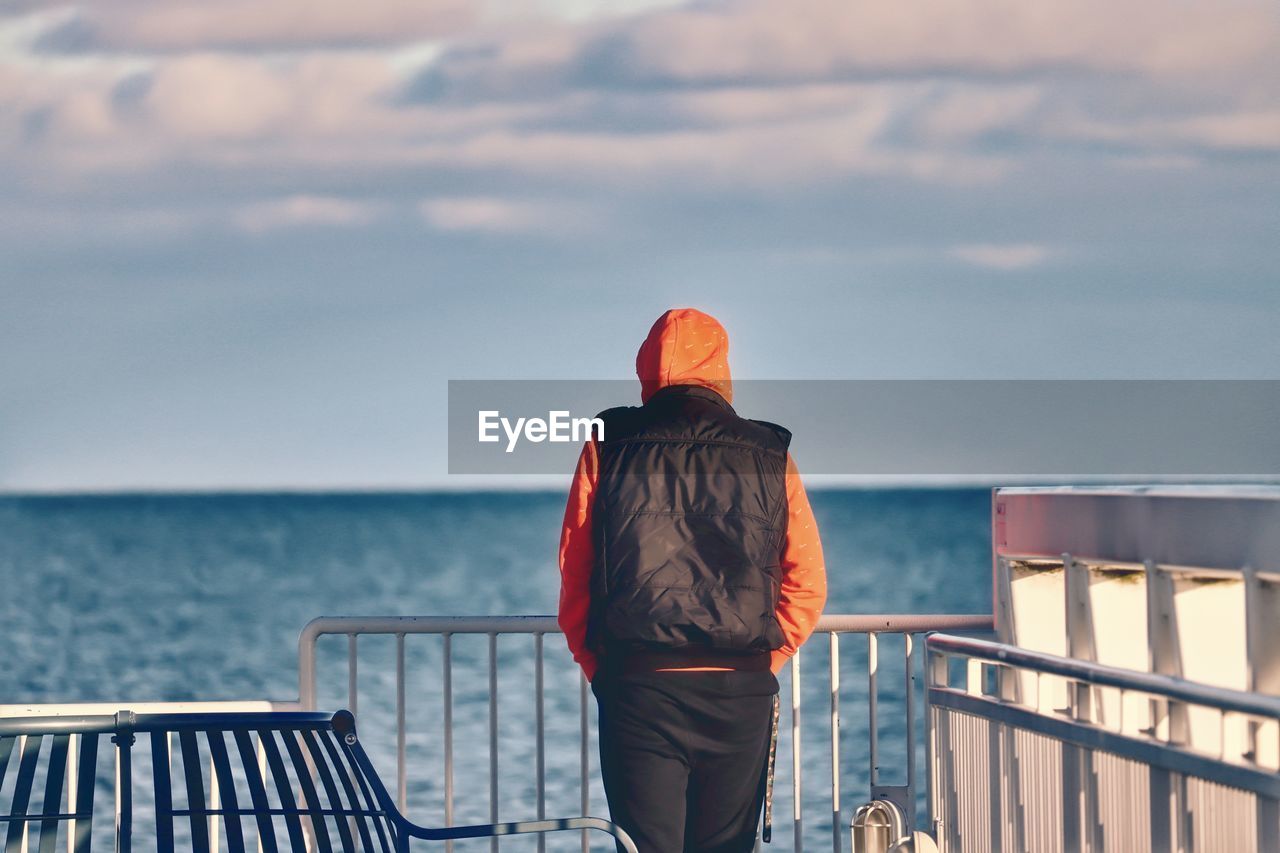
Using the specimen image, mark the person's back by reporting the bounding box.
[558,308,827,852]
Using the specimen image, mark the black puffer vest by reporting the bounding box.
[586,384,791,657]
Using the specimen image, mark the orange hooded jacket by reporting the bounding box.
[557,308,828,680]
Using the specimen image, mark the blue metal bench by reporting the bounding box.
[0,710,636,852]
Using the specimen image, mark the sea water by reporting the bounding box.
[0,489,991,850]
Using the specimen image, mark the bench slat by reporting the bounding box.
[205,731,246,853]
[314,726,379,853]
[299,729,355,852]
[179,731,211,852]
[257,730,307,851]
[150,731,176,851]
[0,739,14,803]
[280,730,333,853]
[334,734,395,853]
[37,734,69,853]
[231,731,278,853]
[6,734,43,852]
[72,734,97,853]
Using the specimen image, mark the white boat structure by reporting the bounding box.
[3,486,1278,852]
[921,486,1280,853]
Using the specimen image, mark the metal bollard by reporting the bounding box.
[850,799,907,853]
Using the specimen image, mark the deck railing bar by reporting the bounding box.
[928,684,1280,799]
[488,632,499,853]
[791,650,803,852]
[579,673,589,853]
[443,632,454,853]
[395,633,407,813]
[534,632,547,853]
[347,637,358,720]
[927,630,1280,852]
[346,634,359,853]
[829,633,841,853]
[904,634,916,807]
[928,633,1280,719]
[868,633,878,788]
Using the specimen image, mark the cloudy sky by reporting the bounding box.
[2,0,1278,490]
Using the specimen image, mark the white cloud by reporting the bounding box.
[233,195,382,233]
[418,196,592,235]
[28,0,474,51]
[603,0,1278,81]
[3,0,1276,195]
[949,243,1051,270]
[1058,110,1280,153]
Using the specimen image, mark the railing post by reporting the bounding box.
[904,633,916,830]
[868,633,878,788]
[924,639,936,839]
[792,650,804,852]
[443,632,455,853]
[298,621,321,711]
[830,632,841,853]
[581,671,591,853]
[347,635,358,718]
[396,633,407,812]
[535,633,546,853]
[489,632,499,853]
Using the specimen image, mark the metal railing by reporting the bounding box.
[926,633,1280,852]
[297,614,993,852]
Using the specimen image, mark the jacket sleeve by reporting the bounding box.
[558,440,600,681]
[771,453,828,674]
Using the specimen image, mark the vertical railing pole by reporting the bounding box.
[830,633,842,853]
[347,635,359,718]
[924,644,935,839]
[905,633,916,830]
[443,633,454,853]
[581,672,591,853]
[535,633,547,853]
[489,632,499,853]
[346,633,359,852]
[868,633,879,788]
[396,633,407,812]
[299,630,318,711]
[793,651,804,852]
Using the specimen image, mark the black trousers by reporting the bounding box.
[592,668,778,853]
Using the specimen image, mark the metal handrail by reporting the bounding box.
[298,614,993,707]
[297,613,993,853]
[926,631,1280,852]
[926,633,1280,719]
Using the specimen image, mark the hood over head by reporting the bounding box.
[636,308,732,404]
